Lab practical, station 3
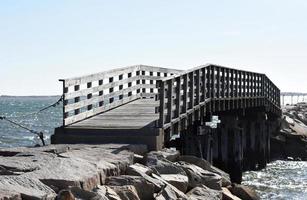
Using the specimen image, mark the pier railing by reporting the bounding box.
[60,65,182,126]
[156,64,281,131]
[60,64,281,127]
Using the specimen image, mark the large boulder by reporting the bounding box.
[152,173,188,199]
[147,158,187,176]
[229,184,259,200]
[21,153,101,191]
[94,185,121,200]
[160,174,189,193]
[105,175,155,200]
[69,187,108,200]
[0,144,138,193]
[175,161,222,190]
[126,163,153,176]
[59,145,134,184]
[110,185,140,200]
[178,155,231,187]
[146,149,180,163]
[186,185,222,200]
[0,190,21,200]
[0,176,56,200]
[154,185,178,200]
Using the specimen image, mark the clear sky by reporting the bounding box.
[1,0,306,95]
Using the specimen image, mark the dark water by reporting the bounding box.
[0,96,62,147]
[1,96,307,199]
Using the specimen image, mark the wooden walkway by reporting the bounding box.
[52,64,281,150]
[67,98,158,130]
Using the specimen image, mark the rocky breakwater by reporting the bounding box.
[0,144,259,200]
[271,102,307,160]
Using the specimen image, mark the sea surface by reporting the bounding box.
[242,160,307,199]
[0,96,307,199]
[0,96,62,147]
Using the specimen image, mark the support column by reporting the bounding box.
[255,114,267,169]
[181,122,213,162]
[220,115,243,184]
[248,121,257,170]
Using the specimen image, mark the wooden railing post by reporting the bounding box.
[175,76,181,118]
[166,79,173,124]
[87,82,92,110]
[158,80,165,128]
[74,85,80,115]
[61,80,68,126]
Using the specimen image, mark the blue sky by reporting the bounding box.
[1,0,306,95]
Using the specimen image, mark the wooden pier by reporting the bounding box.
[52,64,281,183]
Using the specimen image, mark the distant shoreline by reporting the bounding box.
[0,95,61,98]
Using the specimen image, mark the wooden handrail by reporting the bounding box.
[60,64,281,128]
[156,64,281,131]
[60,65,182,126]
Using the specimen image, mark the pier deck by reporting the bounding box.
[67,98,158,130]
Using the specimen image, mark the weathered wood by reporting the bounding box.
[64,94,141,125]
[61,65,183,126]
[60,64,281,130]
[166,79,173,123]
[158,81,165,128]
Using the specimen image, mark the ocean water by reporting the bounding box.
[1,96,307,199]
[0,96,62,147]
[242,160,307,199]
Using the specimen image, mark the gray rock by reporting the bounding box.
[126,163,153,176]
[152,173,188,199]
[147,158,187,176]
[175,161,222,190]
[160,174,189,193]
[229,184,259,200]
[146,148,180,162]
[0,176,56,200]
[69,187,108,200]
[129,170,165,193]
[94,185,121,200]
[0,144,141,197]
[21,153,101,191]
[57,190,75,200]
[154,185,178,200]
[145,149,180,166]
[59,145,134,184]
[186,185,222,200]
[105,175,155,200]
[110,185,140,200]
[0,190,21,200]
[178,155,231,187]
